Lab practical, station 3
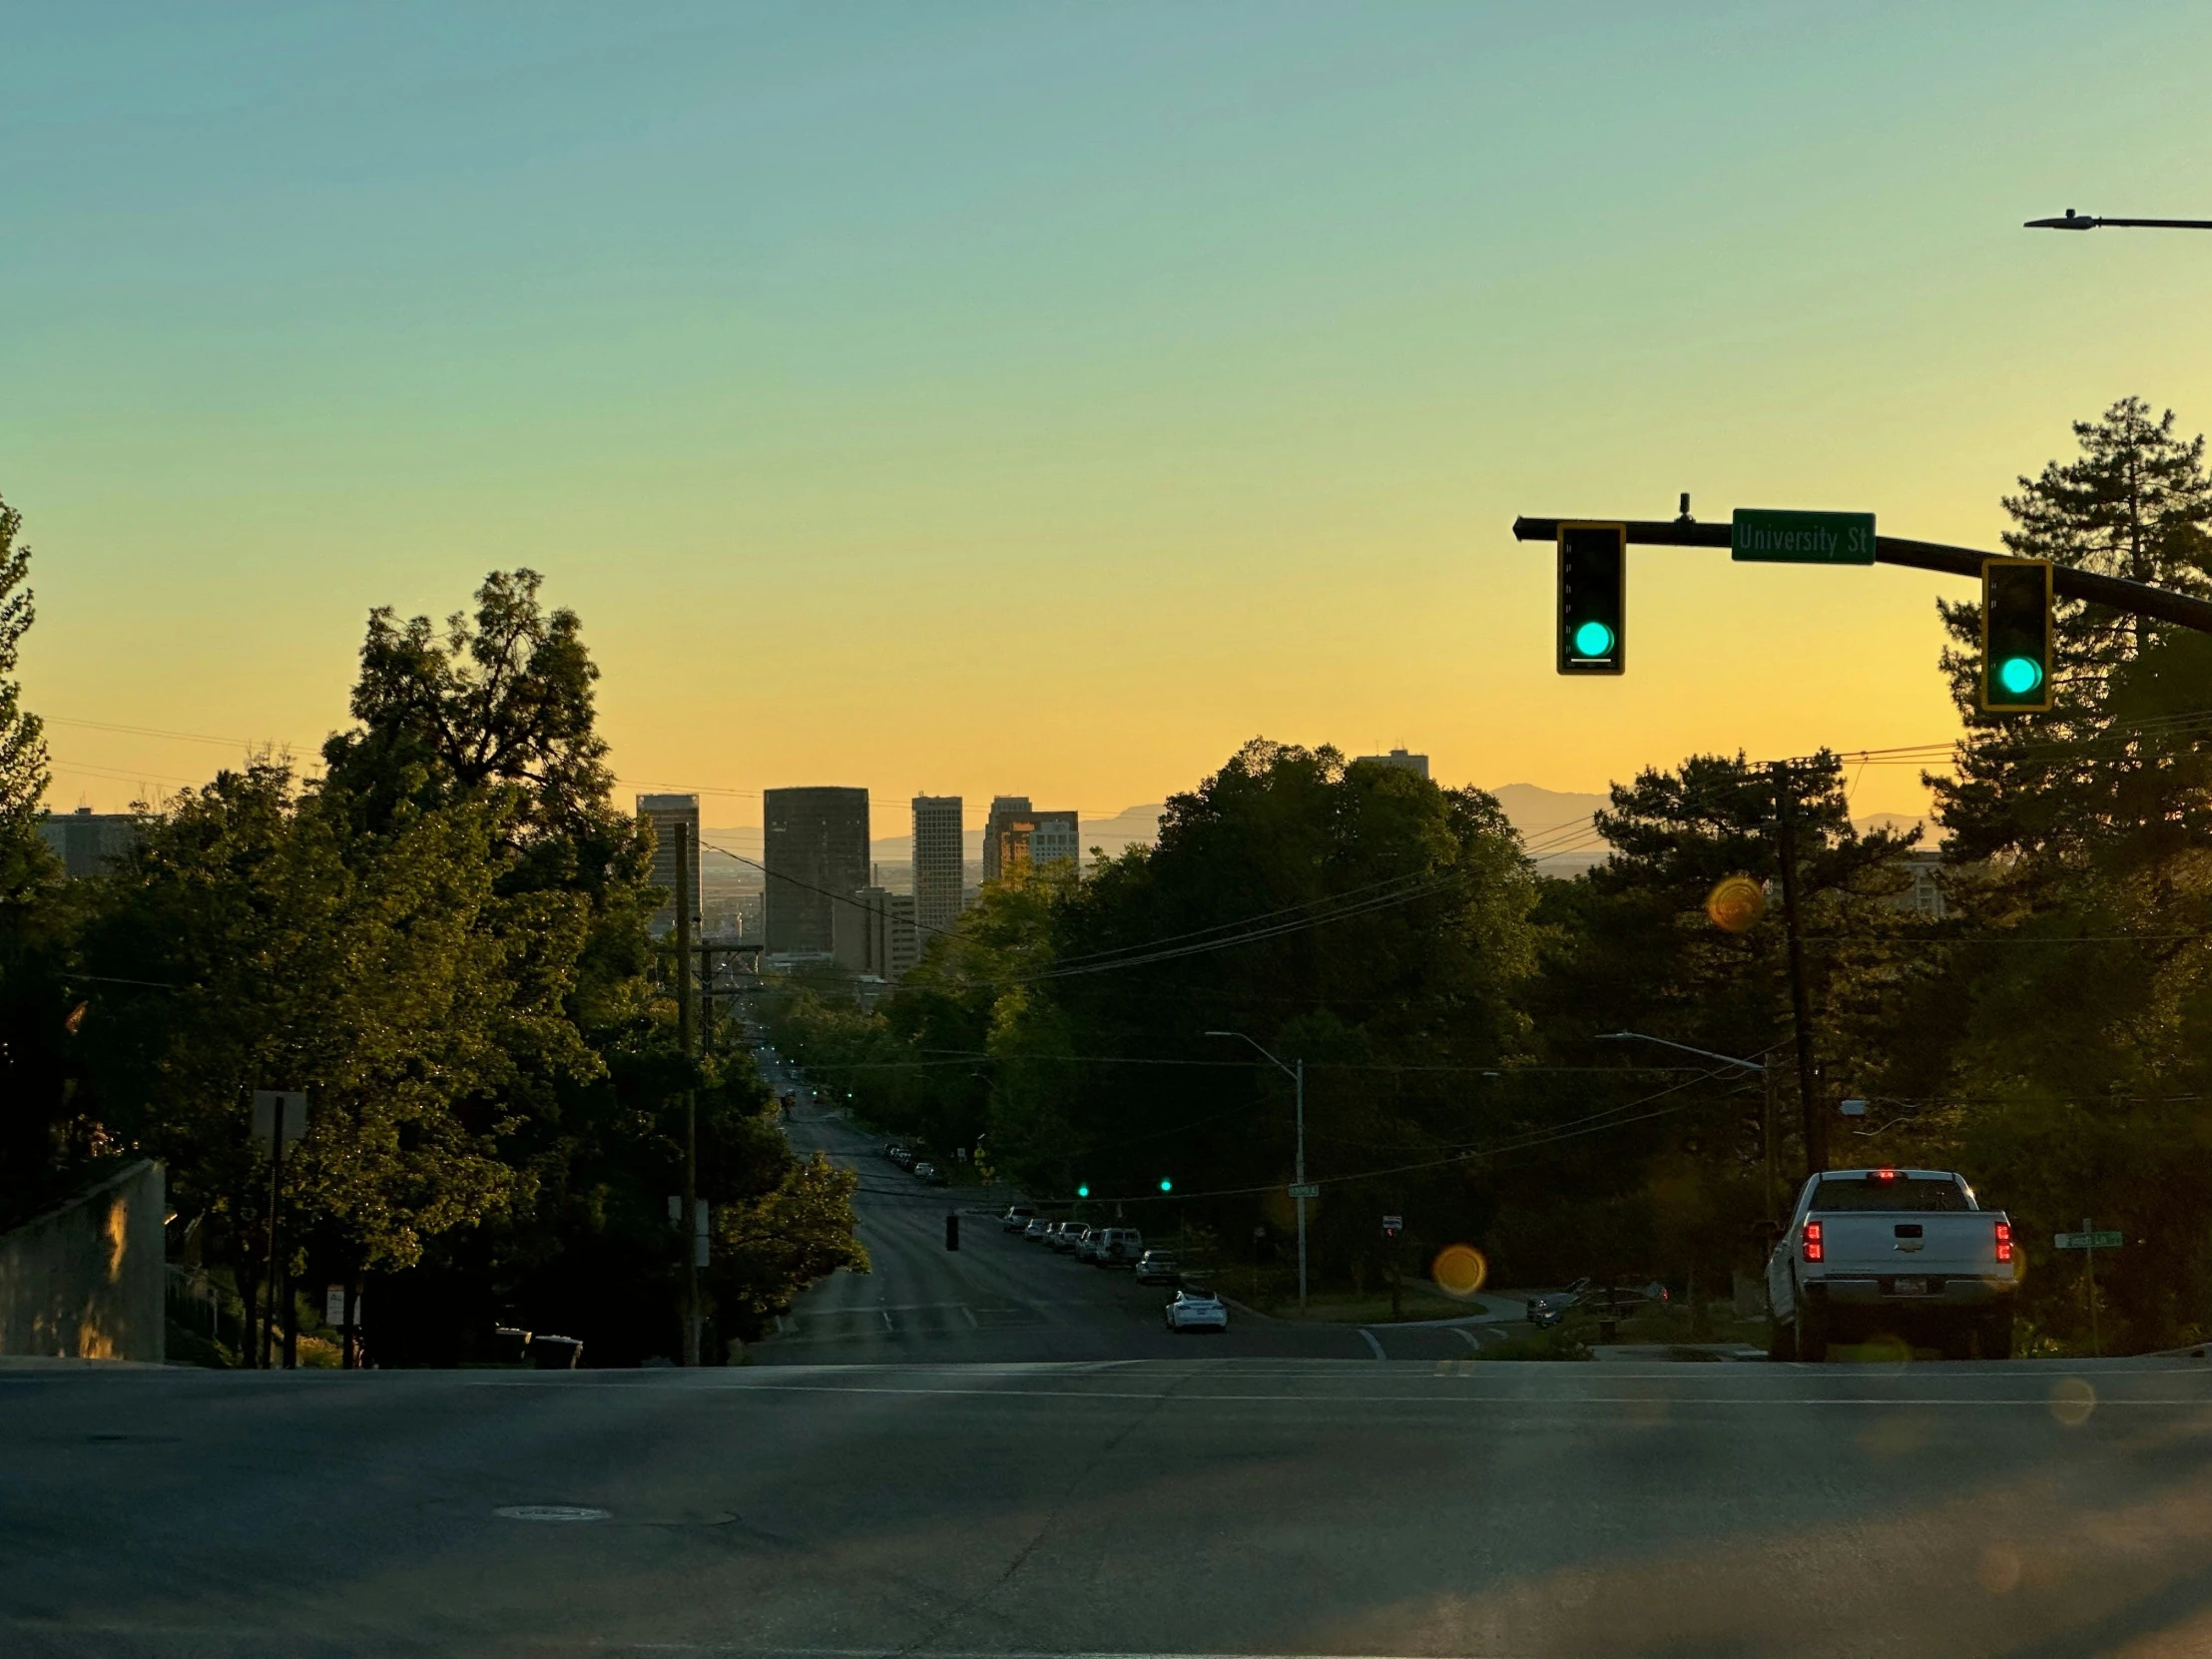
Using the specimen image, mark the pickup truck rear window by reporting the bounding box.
[1813,1176,1971,1212]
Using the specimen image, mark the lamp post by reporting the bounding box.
[1598,1032,1781,1218]
[1207,1030,1307,1313]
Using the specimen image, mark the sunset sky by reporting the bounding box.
[7,3,2209,839]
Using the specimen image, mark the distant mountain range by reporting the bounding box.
[700,791,1933,885]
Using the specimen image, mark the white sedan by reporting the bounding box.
[1164,1286,1229,1334]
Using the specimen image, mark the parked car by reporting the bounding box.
[882,1142,908,1162]
[1096,1227,1144,1266]
[1765,1167,2018,1362]
[1022,1217,1054,1242]
[911,1161,940,1184]
[1134,1250,1182,1286]
[1074,1227,1105,1263]
[1001,1205,1037,1233]
[1046,1222,1084,1252]
[1524,1277,1590,1331]
[1164,1284,1229,1334]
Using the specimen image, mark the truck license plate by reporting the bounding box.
[1891,1277,1929,1297]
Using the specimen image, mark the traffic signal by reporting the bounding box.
[1076,1183,1090,1199]
[1981,558,2053,712]
[1557,522,1626,675]
[1157,1178,1174,1193]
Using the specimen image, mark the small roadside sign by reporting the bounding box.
[251,1090,308,1144]
[1382,1215,1402,1236]
[1288,1182,1320,1199]
[2055,1230,2123,1251]
[1731,508,1877,566]
[325,1286,346,1326]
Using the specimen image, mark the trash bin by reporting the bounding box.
[528,1334,584,1370]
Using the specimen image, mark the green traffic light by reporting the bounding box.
[1572,620,1615,658]
[1997,656,2043,696]
[1076,1184,1090,1198]
[1158,1178,1173,1193]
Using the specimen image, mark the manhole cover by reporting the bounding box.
[495,1504,611,1522]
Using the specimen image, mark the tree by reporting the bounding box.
[79,763,587,1337]
[1935,397,2212,864]
[0,491,48,877]
[0,490,69,1227]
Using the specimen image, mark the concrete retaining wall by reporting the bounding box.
[0,1161,167,1363]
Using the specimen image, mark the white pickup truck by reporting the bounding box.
[1765,1167,2018,1362]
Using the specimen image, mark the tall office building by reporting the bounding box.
[982,795,1081,881]
[635,794,702,936]
[910,795,964,937]
[832,885,921,981]
[764,787,870,954]
[1355,748,1430,780]
[37,809,141,878]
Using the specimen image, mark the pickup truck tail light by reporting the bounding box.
[1802,1220,1824,1264]
[1994,1221,2012,1264]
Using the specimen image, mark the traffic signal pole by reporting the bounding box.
[1770,762,1825,1180]
[1511,517,2212,636]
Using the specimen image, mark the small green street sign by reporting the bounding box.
[1732,508,1877,565]
[2054,1230,2123,1250]
[1288,1182,1321,1199]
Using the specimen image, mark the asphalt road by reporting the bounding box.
[8,1355,2212,1657]
[755,1061,1499,1366]
[16,1055,2195,1657]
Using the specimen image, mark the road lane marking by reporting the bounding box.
[495,1504,611,1521]
[1358,1329,1386,1361]
[461,1377,2212,1406]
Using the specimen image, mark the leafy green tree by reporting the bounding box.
[0,491,71,1226]
[79,764,584,1326]
[0,493,48,880]
[709,1151,869,1339]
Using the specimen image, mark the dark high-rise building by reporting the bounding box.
[764,787,869,953]
[910,795,964,937]
[635,793,702,937]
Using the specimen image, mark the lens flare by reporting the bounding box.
[1430,1243,1488,1299]
[1705,873,1766,933]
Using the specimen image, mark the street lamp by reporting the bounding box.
[2024,208,2212,232]
[1594,1031,1765,1072]
[1206,1030,1309,1313]
[1599,1031,1783,1220]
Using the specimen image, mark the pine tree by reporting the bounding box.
[1934,398,2212,863]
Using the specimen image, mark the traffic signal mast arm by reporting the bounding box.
[1511,516,2212,636]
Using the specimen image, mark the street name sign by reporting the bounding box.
[2055,1230,2123,1250]
[1288,1182,1320,1199]
[1732,508,1877,565]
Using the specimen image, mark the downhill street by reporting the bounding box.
[756,1055,1500,1366]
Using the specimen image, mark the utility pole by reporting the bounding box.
[263,1112,283,1370]
[1294,1057,1307,1314]
[1771,762,1825,1179]
[1207,1031,1309,1314]
[675,822,701,1368]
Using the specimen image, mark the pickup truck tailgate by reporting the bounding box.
[1817,1213,2008,1276]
